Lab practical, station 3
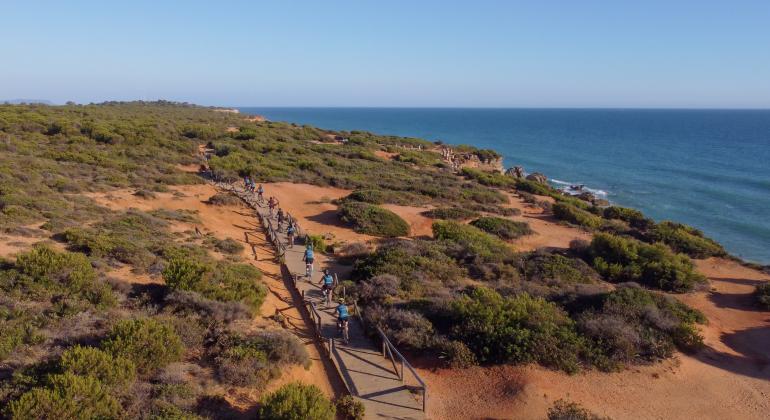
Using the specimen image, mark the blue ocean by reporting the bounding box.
[238,108,770,264]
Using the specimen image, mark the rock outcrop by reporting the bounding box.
[526,172,548,184]
[505,166,526,179]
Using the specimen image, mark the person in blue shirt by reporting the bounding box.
[336,299,349,324]
[319,269,334,296]
[303,246,314,276]
[286,223,296,248]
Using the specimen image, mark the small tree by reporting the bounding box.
[102,318,183,374]
[7,373,120,419]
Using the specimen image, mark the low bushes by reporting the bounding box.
[577,285,705,368]
[336,395,365,420]
[205,193,241,206]
[60,346,136,390]
[259,382,335,420]
[548,399,610,420]
[338,201,410,237]
[102,318,184,374]
[163,257,266,313]
[7,373,120,420]
[213,237,244,255]
[470,217,533,240]
[344,189,414,205]
[432,220,513,263]
[4,245,115,307]
[553,203,603,229]
[449,288,584,372]
[754,282,770,309]
[603,206,652,230]
[586,233,706,292]
[422,207,480,220]
[211,330,309,387]
[351,239,464,293]
[647,221,725,258]
[363,305,436,350]
[521,252,599,286]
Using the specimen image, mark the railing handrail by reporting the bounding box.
[376,326,427,389]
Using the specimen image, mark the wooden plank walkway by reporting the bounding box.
[221,183,426,420]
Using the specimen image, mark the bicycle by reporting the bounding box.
[337,318,349,344]
[321,286,333,307]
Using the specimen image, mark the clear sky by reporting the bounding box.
[2,1,769,108]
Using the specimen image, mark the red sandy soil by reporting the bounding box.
[84,184,342,407]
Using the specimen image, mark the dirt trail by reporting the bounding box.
[86,184,342,407]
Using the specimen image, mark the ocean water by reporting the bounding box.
[238,108,770,264]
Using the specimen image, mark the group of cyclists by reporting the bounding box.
[247,181,349,342]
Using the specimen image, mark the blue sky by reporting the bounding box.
[1,1,769,107]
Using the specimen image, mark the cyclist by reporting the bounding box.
[276,208,285,229]
[336,298,350,340]
[303,245,315,277]
[319,269,334,304]
[286,223,296,248]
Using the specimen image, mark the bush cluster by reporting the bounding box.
[210,330,309,387]
[647,221,726,258]
[548,399,610,420]
[586,233,706,292]
[259,382,335,420]
[552,202,603,229]
[432,220,513,263]
[7,373,121,420]
[421,207,480,220]
[163,257,266,313]
[102,318,184,374]
[470,216,533,240]
[338,201,410,237]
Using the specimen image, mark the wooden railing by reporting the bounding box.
[377,326,428,412]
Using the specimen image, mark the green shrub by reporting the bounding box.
[461,168,517,188]
[522,252,599,285]
[7,373,120,420]
[449,288,585,372]
[259,382,335,420]
[213,237,244,255]
[351,240,463,293]
[603,206,652,230]
[647,221,725,258]
[422,207,480,220]
[60,345,136,389]
[205,193,241,206]
[163,258,266,313]
[338,201,410,237]
[553,203,603,229]
[432,220,512,263]
[470,217,533,240]
[102,318,184,374]
[8,245,115,307]
[754,282,770,309]
[587,233,706,292]
[335,396,365,420]
[211,330,309,387]
[363,305,436,350]
[547,399,610,420]
[304,234,326,253]
[345,189,396,205]
[436,338,478,368]
[163,257,209,290]
[578,285,705,368]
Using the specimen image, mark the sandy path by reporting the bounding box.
[86,184,342,405]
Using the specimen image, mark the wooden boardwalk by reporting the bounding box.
[222,183,426,420]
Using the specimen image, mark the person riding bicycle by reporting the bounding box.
[303,246,315,276]
[319,269,334,300]
[276,208,285,228]
[336,299,350,329]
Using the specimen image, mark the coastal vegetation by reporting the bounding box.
[0,101,744,416]
[755,282,770,309]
